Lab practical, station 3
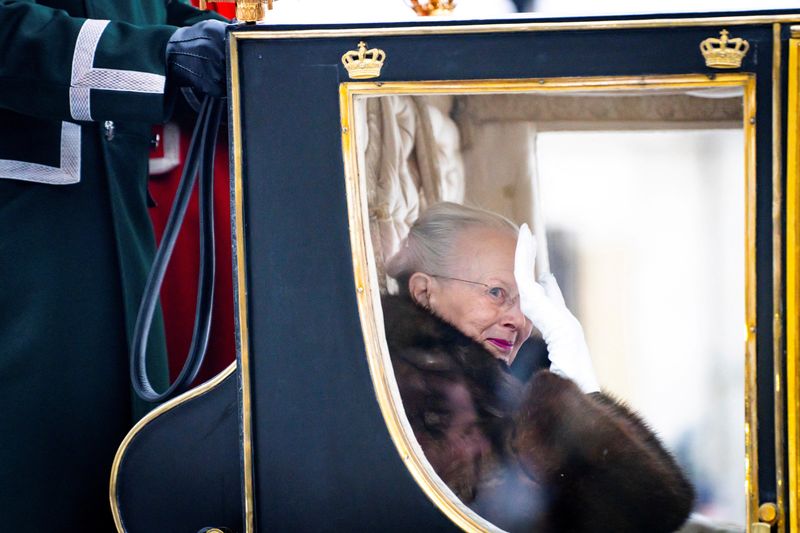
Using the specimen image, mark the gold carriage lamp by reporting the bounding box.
[197,0,278,23]
[406,0,456,17]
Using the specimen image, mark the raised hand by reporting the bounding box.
[514,224,599,394]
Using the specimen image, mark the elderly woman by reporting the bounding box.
[382,202,694,533]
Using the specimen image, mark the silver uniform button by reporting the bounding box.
[104,120,115,141]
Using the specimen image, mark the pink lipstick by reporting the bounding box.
[487,338,513,351]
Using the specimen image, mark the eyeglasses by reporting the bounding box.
[430,274,520,311]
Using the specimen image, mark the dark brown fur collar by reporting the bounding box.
[380,294,695,533]
[381,293,522,417]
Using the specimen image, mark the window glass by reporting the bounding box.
[355,89,746,531]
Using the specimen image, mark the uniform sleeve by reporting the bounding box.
[0,0,177,124]
[511,371,695,533]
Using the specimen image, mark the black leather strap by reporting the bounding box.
[131,95,223,403]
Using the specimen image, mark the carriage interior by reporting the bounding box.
[354,87,746,528]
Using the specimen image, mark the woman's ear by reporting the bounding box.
[408,272,434,309]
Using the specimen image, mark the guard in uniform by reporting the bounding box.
[0,1,225,529]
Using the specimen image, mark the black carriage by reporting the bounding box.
[112,6,800,533]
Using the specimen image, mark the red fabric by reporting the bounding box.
[149,0,236,385]
[189,0,236,19]
[207,2,236,18]
[148,124,236,385]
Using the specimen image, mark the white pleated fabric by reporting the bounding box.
[359,95,465,293]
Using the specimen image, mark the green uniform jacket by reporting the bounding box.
[0,1,223,529]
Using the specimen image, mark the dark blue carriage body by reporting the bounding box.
[112,10,800,533]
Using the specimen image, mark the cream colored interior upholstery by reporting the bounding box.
[358,95,465,292]
[356,91,742,293]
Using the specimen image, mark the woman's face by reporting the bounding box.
[411,226,533,366]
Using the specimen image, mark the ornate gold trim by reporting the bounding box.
[700,29,750,69]
[231,14,800,42]
[236,0,265,24]
[786,35,800,533]
[341,41,386,80]
[772,22,788,533]
[408,0,457,17]
[339,74,757,532]
[228,33,256,533]
[109,363,238,532]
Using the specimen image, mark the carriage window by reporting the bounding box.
[537,128,745,525]
[351,86,747,531]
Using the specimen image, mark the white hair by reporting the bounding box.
[385,202,518,292]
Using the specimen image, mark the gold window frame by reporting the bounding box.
[338,73,758,532]
[785,27,800,533]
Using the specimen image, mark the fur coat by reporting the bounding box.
[382,294,694,533]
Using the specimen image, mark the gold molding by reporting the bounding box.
[228,32,256,533]
[342,75,752,95]
[772,22,788,533]
[338,74,757,532]
[786,34,800,533]
[109,363,238,532]
[744,69,760,533]
[232,14,800,42]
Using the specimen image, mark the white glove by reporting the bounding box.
[514,224,600,394]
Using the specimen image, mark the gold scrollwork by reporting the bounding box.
[407,0,456,17]
[235,0,264,23]
[234,0,279,23]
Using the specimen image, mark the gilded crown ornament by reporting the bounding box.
[700,29,750,69]
[406,0,456,16]
[233,0,277,23]
[341,42,386,80]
